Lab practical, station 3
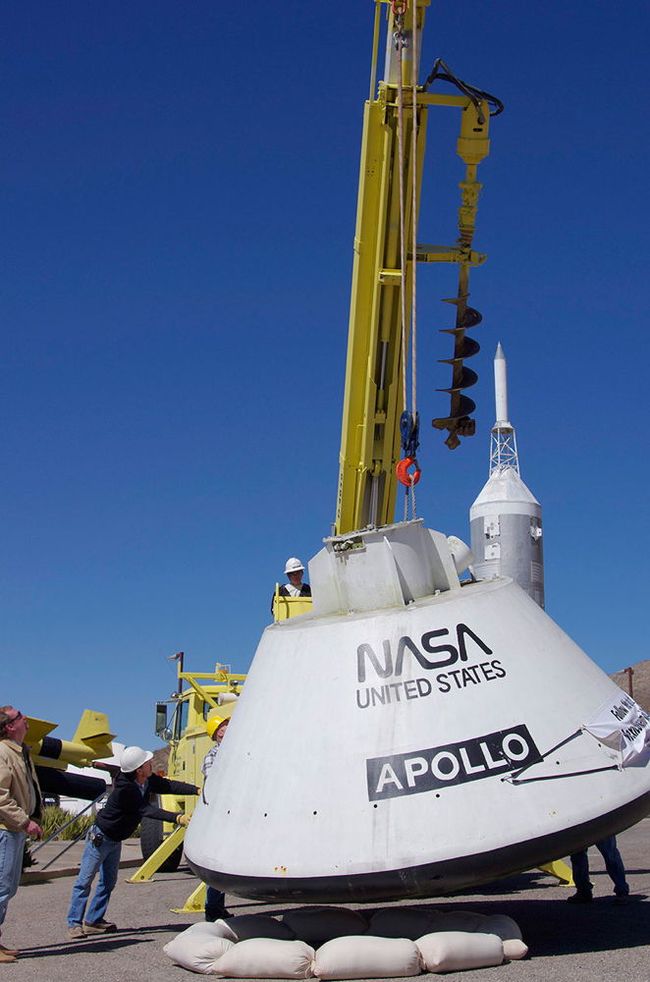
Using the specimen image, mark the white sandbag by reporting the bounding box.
[163,927,235,975]
[211,938,315,979]
[282,906,368,947]
[367,908,438,940]
[182,920,238,942]
[503,939,528,961]
[435,910,488,932]
[224,914,296,941]
[481,913,523,941]
[314,935,422,980]
[416,931,504,973]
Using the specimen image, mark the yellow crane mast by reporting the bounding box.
[335,0,497,536]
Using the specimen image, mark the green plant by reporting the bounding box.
[40,805,95,841]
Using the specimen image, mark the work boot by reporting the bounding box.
[83,918,117,934]
[566,892,593,904]
[0,945,18,957]
[0,950,16,963]
[67,925,86,940]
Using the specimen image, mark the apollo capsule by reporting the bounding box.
[185,520,650,903]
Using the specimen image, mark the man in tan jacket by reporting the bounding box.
[0,707,43,963]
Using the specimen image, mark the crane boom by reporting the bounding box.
[335,0,492,536]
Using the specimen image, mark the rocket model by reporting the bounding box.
[470,343,544,607]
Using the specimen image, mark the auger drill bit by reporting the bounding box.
[432,289,482,450]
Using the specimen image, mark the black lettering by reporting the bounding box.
[456,623,493,661]
[462,666,481,685]
[404,680,418,700]
[448,669,462,689]
[370,686,387,706]
[395,636,422,676]
[436,673,451,693]
[416,678,433,697]
[388,682,402,701]
[491,659,506,678]
[479,660,496,681]
[357,641,393,683]
[356,689,370,709]
[419,629,459,668]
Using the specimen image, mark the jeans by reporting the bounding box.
[570,835,629,897]
[67,827,122,926]
[0,830,26,936]
[205,886,227,921]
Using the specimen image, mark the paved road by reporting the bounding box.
[4,819,649,981]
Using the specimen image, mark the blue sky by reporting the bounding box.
[2,1,649,750]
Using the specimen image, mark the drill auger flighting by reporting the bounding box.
[426,61,503,450]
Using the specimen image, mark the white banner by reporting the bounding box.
[583,691,650,764]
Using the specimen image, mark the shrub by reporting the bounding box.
[40,805,95,841]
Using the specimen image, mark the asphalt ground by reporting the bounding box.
[3,819,649,981]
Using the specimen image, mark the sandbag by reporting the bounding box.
[503,939,528,961]
[434,910,488,932]
[282,907,368,947]
[223,914,296,941]
[314,935,422,980]
[182,920,238,942]
[481,913,523,941]
[163,926,235,975]
[211,938,315,979]
[416,931,503,973]
[367,908,438,940]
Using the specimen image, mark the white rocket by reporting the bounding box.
[470,344,544,608]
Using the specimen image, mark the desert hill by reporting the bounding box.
[610,659,650,712]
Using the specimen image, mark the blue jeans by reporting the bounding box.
[67,827,122,926]
[570,835,629,897]
[0,830,26,936]
[205,886,227,921]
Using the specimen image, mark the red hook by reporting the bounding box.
[396,457,421,488]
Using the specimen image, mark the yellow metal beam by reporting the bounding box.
[127,825,185,883]
[171,881,207,915]
[335,3,491,534]
[538,859,574,886]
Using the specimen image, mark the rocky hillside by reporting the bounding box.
[610,659,650,712]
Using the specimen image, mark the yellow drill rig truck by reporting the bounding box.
[137,653,245,875]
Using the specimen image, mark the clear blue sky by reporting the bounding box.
[2,2,649,749]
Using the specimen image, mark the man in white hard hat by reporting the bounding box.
[271,557,312,612]
[66,745,200,940]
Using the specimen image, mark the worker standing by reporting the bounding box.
[271,557,311,612]
[66,746,199,939]
[201,711,232,921]
[0,707,43,964]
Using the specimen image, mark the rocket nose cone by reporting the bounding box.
[495,342,505,360]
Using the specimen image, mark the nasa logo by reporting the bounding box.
[357,623,492,682]
[355,622,506,710]
[366,724,542,801]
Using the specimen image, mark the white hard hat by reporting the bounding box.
[284,557,304,574]
[120,746,154,773]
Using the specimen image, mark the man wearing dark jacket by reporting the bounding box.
[66,745,198,939]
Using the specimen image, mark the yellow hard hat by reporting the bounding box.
[205,701,236,738]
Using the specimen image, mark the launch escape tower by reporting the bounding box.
[470,343,545,607]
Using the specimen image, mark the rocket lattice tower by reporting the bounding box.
[469,343,544,607]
